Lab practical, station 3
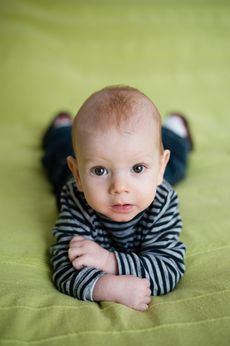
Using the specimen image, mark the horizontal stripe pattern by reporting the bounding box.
[50,178,186,301]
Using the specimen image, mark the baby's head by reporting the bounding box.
[72,85,164,155]
[67,85,170,222]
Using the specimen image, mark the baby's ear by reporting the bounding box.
[67,156,83,191]
[157,150,170,185]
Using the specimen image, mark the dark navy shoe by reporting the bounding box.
[41,111,72,150]
[165,112,194,151]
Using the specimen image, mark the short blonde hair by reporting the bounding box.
[72,85,163,153]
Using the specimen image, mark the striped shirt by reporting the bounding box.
[50,178,186,301]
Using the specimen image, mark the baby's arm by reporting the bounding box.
[51,229,105,301]
[93,275,151,311]
[68,236,118,274]
[51,186,109,302]
[67,237,151,311]
[68,237,152,311]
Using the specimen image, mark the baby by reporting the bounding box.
[44,86,187,311]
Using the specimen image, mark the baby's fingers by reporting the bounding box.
[143,278,150,288]
[144,295,152,305]
[137,295,151,311]
[68,247,83,262]
[147,288,151,296]
[70,236,85,245]
[72,256,86,270]
[137,303,149,312]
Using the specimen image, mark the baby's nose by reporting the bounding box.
[108,174,129,194]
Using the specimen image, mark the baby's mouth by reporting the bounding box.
[111,204,134,213]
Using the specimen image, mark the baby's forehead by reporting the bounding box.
[75,114,160,160]
[77,98,155,132]
[74,113,157,153]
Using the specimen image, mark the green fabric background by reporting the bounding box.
[0,0,230,345]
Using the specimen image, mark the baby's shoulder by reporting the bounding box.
[145,180,178,221]
[60,178,90,212]
[155,180,177,204]
[138,181,181,237]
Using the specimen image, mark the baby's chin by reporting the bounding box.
[109,215,135,223]
[96,212,134,223]
[101,209,141,223]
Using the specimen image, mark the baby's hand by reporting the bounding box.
[114,275,151,311]
[68,236,117,274]
[93,275,152,311]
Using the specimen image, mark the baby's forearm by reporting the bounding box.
[93,274,151,311]
[93,275,118,302]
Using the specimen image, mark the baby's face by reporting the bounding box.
[69,111,169,222]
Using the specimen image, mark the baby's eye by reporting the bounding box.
[90,166,108,176]
[132,164,145,174]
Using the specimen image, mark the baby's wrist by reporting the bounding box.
[93,274,118,302]
[105,252,118,275]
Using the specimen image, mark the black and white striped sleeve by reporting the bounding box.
[50,184,105,301]
[114,186,186,296]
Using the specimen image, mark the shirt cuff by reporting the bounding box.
[82,271,106,301]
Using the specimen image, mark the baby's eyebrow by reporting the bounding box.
[83,157,108,165]
[81,152,155,166]
[132,154,154,162]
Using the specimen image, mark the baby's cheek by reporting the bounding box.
[141,182,157,204]
[84,188,105,210]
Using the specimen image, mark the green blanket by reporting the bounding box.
[0,1,230,345]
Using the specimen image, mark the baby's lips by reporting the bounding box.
[111,204,134,213]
